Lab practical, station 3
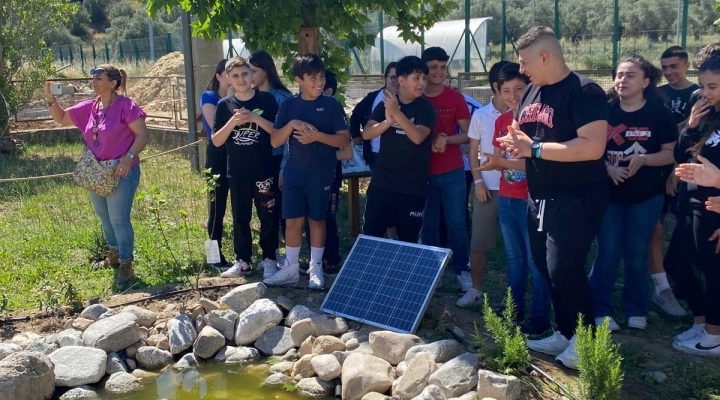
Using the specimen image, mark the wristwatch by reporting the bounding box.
[530,141,543,159]
[126,151,136,160]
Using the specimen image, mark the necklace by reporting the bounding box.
[92,96,114,147]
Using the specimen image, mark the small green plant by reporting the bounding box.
[202,168,220,201]
[574,315,624,400]
[87,226,108,262]
[282,383,297,392]
[33,280,62,313]
[474,288,531,375]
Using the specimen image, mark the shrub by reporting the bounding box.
[575,315,624,400]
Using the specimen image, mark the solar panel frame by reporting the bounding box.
[320,234,453,334]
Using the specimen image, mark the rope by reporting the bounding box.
[0,139,203,183]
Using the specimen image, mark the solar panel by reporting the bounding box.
[320,235,452,334]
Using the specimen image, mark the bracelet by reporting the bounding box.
[47,100,57,108]
[474,179,484,185]
[640,154,648,166]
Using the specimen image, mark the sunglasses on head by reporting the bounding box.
[90,68,105,76]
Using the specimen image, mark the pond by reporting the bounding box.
[89,362,337,400]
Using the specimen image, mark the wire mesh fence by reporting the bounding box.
[50,33,183,67]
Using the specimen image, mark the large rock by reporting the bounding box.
[451,392,480,400]
[234,299,283,345]
[173,353,198,371]
[392,352,437,399]
[341,329,373,344]
[205,309,239,341]
[218,282,267,312]
[405,340,465,364]
[264,372,292,386]
[199,297,220,313]
[0,343,23,361]
[311,354,342,381]
[125,342,143,359]
[361,393,393,400]
[103,372,142,394]
[82,313,140,353]
[313,335,347,355]
[194,326,226,359]
[225,346,260,364]
[59,386,98,399]
[414,384,447,400]
[167,314,197,355]
[55,330,83,348]
[477,370,521,400]
[299,336,316,357]
[291,315,349,346]
[292,354,317,380]
[136,346,173,370]
[341,353,393,400]
[369,331,423,366]
[297,377,335,398]
[79,304,113,321]
[428,352,479,398]
[50,346,106,387]
[25,336,57,355]
[285,305,320,327]
[254,326,294,355]
[105,352,128,375]
[9,332,42,349]
[270,361,295,375]
[72,318,95,331]
[0,351,55,400]
[121,306,157,328]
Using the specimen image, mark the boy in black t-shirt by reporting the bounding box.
[362,56,437,242]
[498,27,608,370]
[264,54,350,289]
[211,57,280,278]
[660,46,699,124]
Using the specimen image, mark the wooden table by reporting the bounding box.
[342,171,372,237]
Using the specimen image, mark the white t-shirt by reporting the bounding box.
[468,100,503,190]
[370,91,385,153]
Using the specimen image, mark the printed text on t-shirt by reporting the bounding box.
[518,103,554,128]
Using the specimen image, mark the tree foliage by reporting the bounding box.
[146,0,456,87]
[106,3,181,44]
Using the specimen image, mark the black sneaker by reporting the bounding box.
[323,263,341,276]
[521,319,552,338]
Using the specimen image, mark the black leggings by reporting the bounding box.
[666,207,720,326]
[205,145,230,264]
[527,186,608,339]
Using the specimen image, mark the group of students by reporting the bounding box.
[199,26,720,370]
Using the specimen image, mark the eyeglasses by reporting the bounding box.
[386,75,398,82]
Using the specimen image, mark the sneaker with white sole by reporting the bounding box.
[595,316,620,332]
[308,261,325,290]
[674,323,705,343]
[263,259,299,286]
[555,335,579,370]
[652,288,688,318]
[258,258,278,279]
[527,331,570,356]
[220,260,251,278]
[456,271,473,291]
[456,288,482,307]
[672,330,720,357]
[627,316,647,330]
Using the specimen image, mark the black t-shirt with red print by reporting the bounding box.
[515,72,608,198]
[606,100,678,204]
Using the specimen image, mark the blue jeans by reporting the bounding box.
[421,168,469,274]
[498,196,551,321]
[589,195,664,318]
[89,164,141,261]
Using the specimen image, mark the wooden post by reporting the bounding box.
[299,27,319,54]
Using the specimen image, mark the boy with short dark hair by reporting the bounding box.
[362,56,437,242]
[660,46,698,123]
[211,56,280,278]
[264,54,350,289]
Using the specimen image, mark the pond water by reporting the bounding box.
[86,362,336,400]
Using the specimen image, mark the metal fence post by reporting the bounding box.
[379,12,385,73]
[166,33,172,54]
[612,0,620,68]
[69,46,74,64]
[681,0,689,48]
[80,45,85,69]
[134,41,140,66]
[465,0,470,72]
[92,43,97,64]
[59,48,64,63]
[554,0,560,38]
[501,0,507,61]
[421,4,426,53]
[105,42,110,62]
[119,43,124,61]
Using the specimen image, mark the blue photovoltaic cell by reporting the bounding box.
[320,235,452,333]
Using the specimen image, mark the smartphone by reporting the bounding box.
[50,83,63,96]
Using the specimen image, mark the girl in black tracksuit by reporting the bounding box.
[670,56,720,357]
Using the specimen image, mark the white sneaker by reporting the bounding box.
[220,260,251,278]
[652,288,688,318]
[258,258,278,279]
[527,331,570,356]
[674,324,705,343]
[456,271,473,291]
[456,288,482,307]
[263,259,299,286]
[672,330,720,357]
[555,335,579,370]
[627,316,647,330]
[308,261,325,290]
[595,316,620,332]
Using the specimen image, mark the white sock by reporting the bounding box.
[310,246,325,265]
[285,246,301,266]
[701,333,720,346]
[651,272,671,294]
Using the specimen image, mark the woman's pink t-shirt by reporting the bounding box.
[67,96,146,166]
